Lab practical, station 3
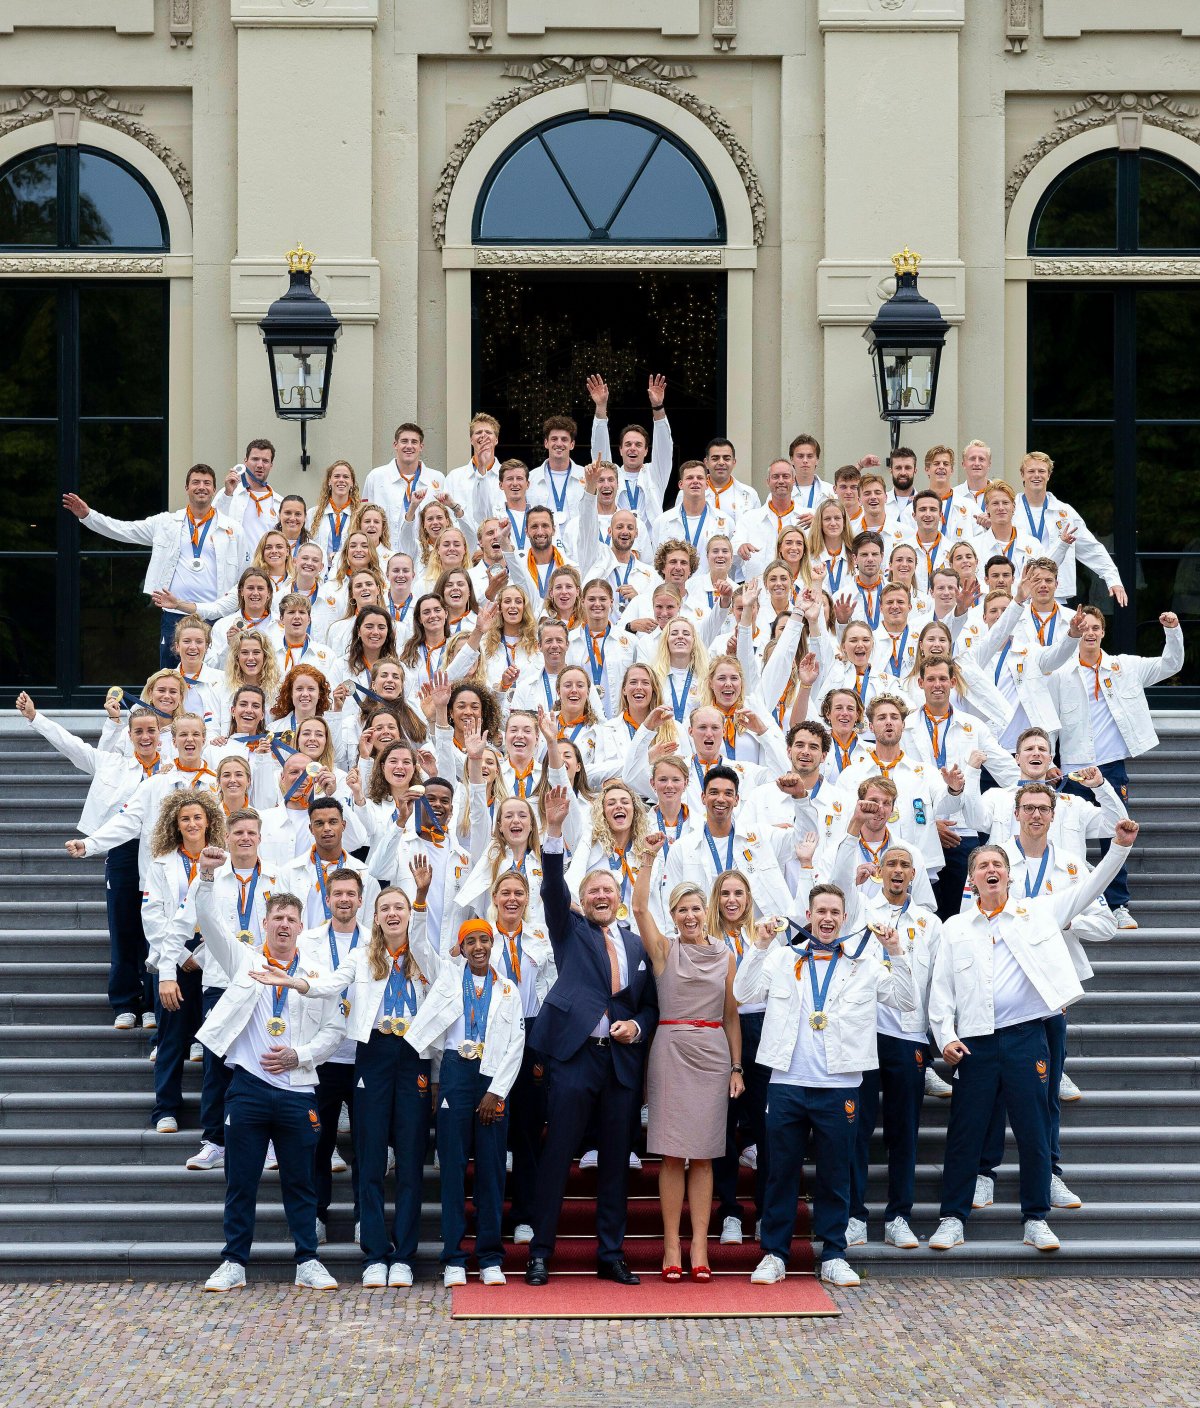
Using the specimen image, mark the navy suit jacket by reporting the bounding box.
[532,848,658,1088]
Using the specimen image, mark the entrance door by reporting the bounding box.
[471,269,726,476]
[0,281,168,703]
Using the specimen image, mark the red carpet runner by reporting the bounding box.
[453,1158,838,1318]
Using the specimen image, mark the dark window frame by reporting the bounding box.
[473,111,726,246]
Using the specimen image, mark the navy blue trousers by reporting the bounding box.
[222,1067,320,1265]
[849,1033,926,1222]
[315,1059,359,1222]
[354,1030,430,1267]
[200,985,232,1145]
[714,1010,769,1223]
[106,839,152,1016]
[438,1050,510,1269]
[1064,759,1130,908]
[979,1010,1067,1180]
[531,1040,640,1264]
[152,963,203,1124]
[940,1018,1052,1224]
[760,1082,859,1266]
[506,1044,548,1228]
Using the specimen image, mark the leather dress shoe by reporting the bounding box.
[524,1257,549,1286]
[597,1258,640,1285]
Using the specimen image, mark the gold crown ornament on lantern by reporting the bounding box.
[286,242,316,274]
[891,246,921,276]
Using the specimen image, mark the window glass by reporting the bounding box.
[608,140,721,242]
[1032,156,1118,251]
[0,425,58,553]
[1138,156,1200,251]
[0,558,57,684]
[79,554,158,685]
[477,139,589,241]
[541,119,657,229]
[0,151,57,245]
[1028,285,1114,420]
[77,151,165,249]
[0,287,57,419]
[80,284,167,417]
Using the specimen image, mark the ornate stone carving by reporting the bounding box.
[0,256,165,272]
[713,0,737,51]
[169,0,194,47]
[432,60,765,247]
[1006,0,1029,53]
[468,0,492,50]
[0,89,193,211]
[475,246,723,266]
[1006,93,1200,211]
[1032,258,1200,278]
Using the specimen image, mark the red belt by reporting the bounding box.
[658,1019,722,1028]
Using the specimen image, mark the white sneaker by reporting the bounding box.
[295,1258,337,1289]
[924,1067,953,1098]
[973,1175,994,1208]
[388,1262,413,1288]
[720,1215,743,1245]
[338,1105,350,1134]
[628,1152,642,1170]
[155,1116,178,1135]
[1112,905,1138,930]
[505,1150,513,1173]
[148,1046,157,1063]
[264,1141,278,1171]
[820,1258,861,1288]
[315,1218,327,1245]
[513,1223,534,1245]
[362,1261,387,1289]
[204,1259,246,1293]
[185,1141,224,1171]
[1058,1072,1082,1102]
[750,1253,787,1284]
[480,1265,506,1286]
[114,1012,137,1030]
[386,1148,396,1175]
[579,1150,598,1170]
[1023,1218,1060,1252]
[884,1216,919,1249]
[640,1103,649,1129]
[330,1149,348,1174]
[928,1216,965,1251]
[443,1265,467,1287]
[739,1144,758,1170]
[141,1012,157,1031]
[845,1217,867,1247]
[188,1042,203,1063]
[1050,1174,1082,1209]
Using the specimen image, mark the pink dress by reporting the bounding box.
[646,937,732,1159]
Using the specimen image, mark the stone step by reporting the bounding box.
[1072,991,1200,1020]
[1088,962,1200,994]
[0,1059,200,1093]
[0,752,93,777]
[0,1027,157,1059]
[0,931,113,963]
[0,964,110,994]
[0,1093,202,1129]
[0,901,109,927]
[1066,1023,1200,1055]
[0,850,105,877]
[915,1090,1200,1130]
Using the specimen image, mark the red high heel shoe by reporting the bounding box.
[689,1264,712,1281]
[661,1264,683,1281]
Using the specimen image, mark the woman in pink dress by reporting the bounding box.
[632,833,744,1281]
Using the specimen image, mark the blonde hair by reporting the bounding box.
[150,789,226,859]
[351,501,392,550]
[487,798,542,891]
[698,654,747,711]
[312,459,361,522]
[587,778,649,862]
[807,500,854,560]
[428,526,470,581]
[484,585,539,662]
[651,617,710,688]
[706,868,754,950]
[224,629,281,702]
[334,532,383,587]
[251,530,294,580]
[141,669,185,721]
[366,886,423,983]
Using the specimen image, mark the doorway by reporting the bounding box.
[470,269,727,482]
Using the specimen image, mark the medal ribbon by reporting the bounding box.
[558,716,587,743]
[327,509,347,554]
[1021,493,1047,544]
[586,628,610,687]
[264,946,300,1023]
[313,848,347,919]
[1032,605,1058,647]
[724,929,744,964]
[857,578,882,631]
[545,468,571,516]
[825,552,845,595]
[384,951,417,1021]
[186,507,214,563]
[922,706,951,768]
[805,944,839,1016]
[607,849,635,909]
[831,733,857,773]
[498,924,523,984]
[919,533,942,590]
[400,468,422,511]
[234,863,260,933]
[720,707,738,759]
[1016,840,1052,898]
[888,627,909,678]
[854,665,871,705]
[506,508,528,551]
[178,848,201,889]
[994,639,1012,686]
[622,476,642,513]
[703,825,735,876]
[869,748,902,779]
[858,829,891,866]
[668,668,693,723]
[656,804,687,856]
[680,505,708,548]
[463,964,496,1042]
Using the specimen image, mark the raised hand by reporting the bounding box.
[198,845,227,880]
[1161,611,1180,630]
[1114,818,1139,846]
[583,457,602,496]
[544,784,570,832]
[642,830,666,856]
[795,830,818,867]
[797,652,821,688]
[1109,584,1129,608]
[940,763,965,794]
[536,705,558,743]
[410,853,432,898]
[224,467,241,497]
[586,373,609,412]
[14,692,36,721]
[462,717,487,761]
[648,373,666,410]
[1067,606,1087,639]
[346,767,365,805]
[832,593,855,626]
[62,492,90,519]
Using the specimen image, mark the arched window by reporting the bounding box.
[0,145,168,251]
[1030,149,1200,254]
[474,113,725,244]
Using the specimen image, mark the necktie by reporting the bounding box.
[603,927,621,995]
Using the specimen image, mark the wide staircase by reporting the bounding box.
[1,711,1197,1281]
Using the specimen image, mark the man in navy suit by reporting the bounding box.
[525,786,658,1286]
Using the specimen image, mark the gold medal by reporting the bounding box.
[1067,770,1090,783]
[378,1018,393,1035]
[237,929,254,945]
[266,1016,287,1037]
[304,761,323,778]
[868,921,887,936]
[809,1011,828,1032]
[616,903,629,921]
[393,1017,409,1037]
[339,998,351,1018]
[106,686,124,704]
[770,916,788,935]
[457,1039,483,1059]
[408,784,425,797]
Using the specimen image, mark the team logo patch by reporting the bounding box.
[308,1108,320,1129]
[1035,1060,1048,1080]
[915,1049,924,1067]
[844,1099,857,1123]
[417,1073,429,1092]
[533,1062,545,1082]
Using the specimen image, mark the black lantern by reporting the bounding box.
[863,247,949,451]
[258,243,341,470]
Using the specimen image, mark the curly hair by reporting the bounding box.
[367,741,422,805]
[150,788,226,859]
[654,538,700,578]
[449,680,503,745]
[224,629,281,702]
[312,459,361,525]
[484,585,539,662]
[586,778,650,864]
[271,664,331,720]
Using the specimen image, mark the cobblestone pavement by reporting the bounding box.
[3,1277,1198,1408]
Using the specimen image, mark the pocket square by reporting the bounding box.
[637,959,646,972]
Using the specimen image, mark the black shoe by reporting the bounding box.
[597,1258,640,1286]
[525,1257,549,1286]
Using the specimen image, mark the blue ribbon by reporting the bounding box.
[384,955,417,1022]
[668,668,694,723]
[703,825,735,877]
[545,468,571,516]
[680,505,708,548]
[507,508,528,551]
[462,963,495,1042]
[271,951,300,1025]
[1021,494,1047,544]
[234,864,260,933]
[1017,840,1052,898]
